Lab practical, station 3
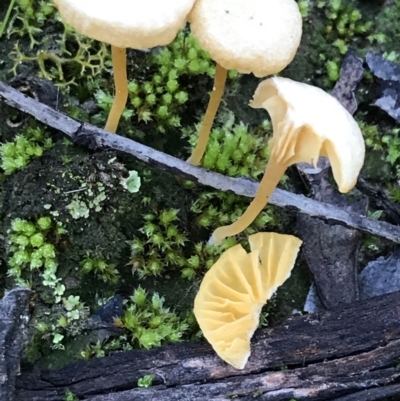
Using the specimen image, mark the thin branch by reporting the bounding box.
[1,80,400,243]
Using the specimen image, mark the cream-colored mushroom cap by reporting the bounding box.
[194,232,302,369]
[189,0,302,77]
[250,77,365,192]
[54,0,196,49]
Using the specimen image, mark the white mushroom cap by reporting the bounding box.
[189,0,302,77]
[54,0,196,49]
[250,77,365,193]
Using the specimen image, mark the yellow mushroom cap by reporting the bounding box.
[194,232,302,369]
[189,0,302,77]
[54,0,196,49]
[250,77,365,193]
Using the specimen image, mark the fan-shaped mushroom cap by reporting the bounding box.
[54,0,196,49]
[194,232,302,369]
[189,0,302,77]
[250,77,365,193]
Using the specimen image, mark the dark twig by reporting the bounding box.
[1,80,400,243]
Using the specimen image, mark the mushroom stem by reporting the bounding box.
[188,63,227,165]
[210,157,287,244]
[105,46,128,133]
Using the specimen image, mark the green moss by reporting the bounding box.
[128,207,236,279]
[185,117,280,239]
[373,0,400,55]
[81,254,119,284]
[137,374,154,388]
[80,287,195,359]
[1,123,53,174]
[7,216,64,292]
[287,0,372,88]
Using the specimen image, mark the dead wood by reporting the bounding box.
[296,51,366,310]
[15,290,400,401]
[0,288,31,401]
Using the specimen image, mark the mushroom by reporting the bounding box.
[54,0,196,133]
[209,77,366,244]
[187,0,302,165]
[194,231,302,369]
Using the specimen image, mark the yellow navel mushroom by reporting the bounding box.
[187,0,302,165]
[194,232,302,369]
[210,77,366,244]
[54,0,196,133]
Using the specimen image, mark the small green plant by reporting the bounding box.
[298,0,311,18]
[129,208,237,279]
[81,254,119,284]
[118,287,189,349]
[186,118,278,238]
[63,389,79,401]
[7,216,63,291]
[137,374,154,388]
[316,0,372,84]
[94,30,238,133]
[185,118,271,179]
[1,124,53,174]
[129,209,187,277]
[361,119,400,178]
[319,0,372,44]
[118,31,220,132]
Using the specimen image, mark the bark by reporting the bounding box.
[296,51,367,310]
[0,288,31,401]
[16,290,400,401]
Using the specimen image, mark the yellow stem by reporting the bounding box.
[105,46,128,133]
[188,63,227,165]
[210,157,287,244]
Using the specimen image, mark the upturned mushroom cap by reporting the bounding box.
[194,232,302,369]
[189,0,302,77]
[54,0,196,49]
[250,77,365,192]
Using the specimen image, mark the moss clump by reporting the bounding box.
[81,254,119,284]
[287,0,373,88]
[372,0,400,55]
[129,208,236,279]
[81,287,193,358]
[7,216,64,291]
[0,123,53,174]
[96,30,238,133]
[185,117,279,237]
[120,287,190,349]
